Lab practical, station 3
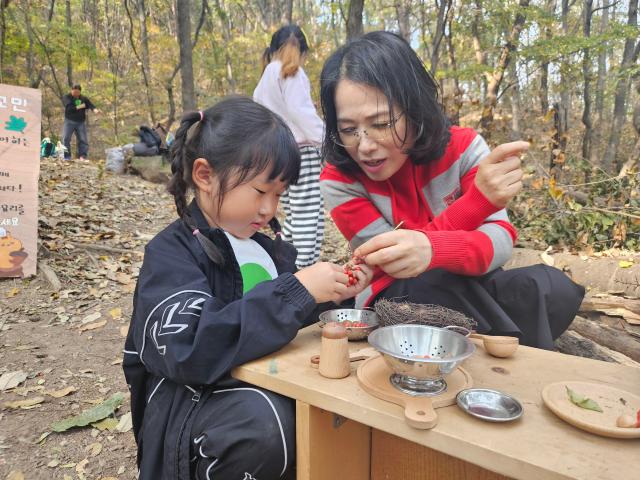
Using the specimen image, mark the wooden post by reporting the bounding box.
[296,402,370,480]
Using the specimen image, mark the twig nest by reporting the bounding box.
[374,299,477,331]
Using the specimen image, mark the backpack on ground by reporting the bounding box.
[138,125,162,149]
[40,138,55,157]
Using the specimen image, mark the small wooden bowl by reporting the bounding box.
[481,336,519,358]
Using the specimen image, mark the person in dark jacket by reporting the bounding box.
[122,97,372,480]
[61,84,99,160]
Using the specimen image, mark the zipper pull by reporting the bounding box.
[192,390,201,402]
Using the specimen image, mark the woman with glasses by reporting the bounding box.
[254,25,325,268]
[319,31,584,349]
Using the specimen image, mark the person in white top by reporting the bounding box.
[254,25,325,268]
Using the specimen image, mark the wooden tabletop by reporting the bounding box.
[232,326,639,480]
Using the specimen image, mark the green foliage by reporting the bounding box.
[513,154,639,252]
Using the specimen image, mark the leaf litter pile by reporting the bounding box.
[0,158,355,478]
[0,158,175,479]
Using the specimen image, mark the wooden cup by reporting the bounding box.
[318,322,351,379]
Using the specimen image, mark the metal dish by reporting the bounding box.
[317,309,379,341]
[367,325,475,395]
[456,388,523,422]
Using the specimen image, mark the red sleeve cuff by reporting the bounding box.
[420,229,493,275]
[424,181,500,232]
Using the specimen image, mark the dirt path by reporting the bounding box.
[0,158,354,480]
[1,160,176,479]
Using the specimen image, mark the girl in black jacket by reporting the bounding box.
[123,96,372,479]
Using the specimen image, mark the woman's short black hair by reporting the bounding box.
[320,31,451,175]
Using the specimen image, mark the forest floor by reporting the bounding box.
[0,158,638,480]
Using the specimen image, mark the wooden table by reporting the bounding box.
[232,326,639,480]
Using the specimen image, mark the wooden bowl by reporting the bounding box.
[481,336,519,358]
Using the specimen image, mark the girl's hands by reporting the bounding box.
[295,262,374,304]
[353,230,432,279]
[474,141,529,208]
[336,263,373,304]
[294,262,349,304]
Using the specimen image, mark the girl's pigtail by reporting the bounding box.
[269,217,284,264]
[168,112,226,266]
[167,115,195,219]
[190,224,226,266]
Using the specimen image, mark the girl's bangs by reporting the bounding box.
[242,129,301,185]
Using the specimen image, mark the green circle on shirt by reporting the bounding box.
[240,262,273,294]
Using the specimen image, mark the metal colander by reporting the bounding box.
[317,309,379,341]
[368,324,475,396]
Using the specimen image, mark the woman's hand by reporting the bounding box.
[475,141,529,208]
[295,262,350,303]
[353,230,432,279]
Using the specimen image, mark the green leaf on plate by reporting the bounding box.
[565,386,603,413]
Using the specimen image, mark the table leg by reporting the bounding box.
[296,401,370,480]
[371,429,512,480]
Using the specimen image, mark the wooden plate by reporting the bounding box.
[357,355,472,429]
[541,381,640,439]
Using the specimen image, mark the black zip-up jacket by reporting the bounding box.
[62,94,96,122]
[123,203,326,479]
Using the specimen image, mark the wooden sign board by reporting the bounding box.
[0,84,41,278]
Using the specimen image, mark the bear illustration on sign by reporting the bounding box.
[0,229,28,276]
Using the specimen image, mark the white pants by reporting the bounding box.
[280,145,324,268]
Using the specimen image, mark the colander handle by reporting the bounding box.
[443,325,471,337]
[404,397,438,429]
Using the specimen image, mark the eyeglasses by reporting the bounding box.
[331,113,404,148]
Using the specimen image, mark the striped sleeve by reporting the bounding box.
[419,132,517,275]
[421,170,517,275]
[320,172,394,249]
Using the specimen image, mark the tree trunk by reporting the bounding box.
[137,0,156,124]
[395,0,411,42]
[65,0,73,86]
[286,0,293,23]
[330,0,340,48]
[176,0,196,112]
[124,0,157,124]
[581,0,594,165]
[539,0,555,115]
[471,0,487,98]
[550,102,568,178]
[509,61,521,140]
[346,0,364,41]
[214,0,236,94]
[602,0,639,173]
[430,0,451,75]
[445,5,462,125]
[479,0,530,139]
[595,0,609,123]
[103,0,119,140]
[558,0,571,143]
[22,5,40,88]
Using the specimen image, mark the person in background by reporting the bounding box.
[254,25,325,268]
[319,31,585,349]
[123,97,372,479]
[61,84,99,161]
